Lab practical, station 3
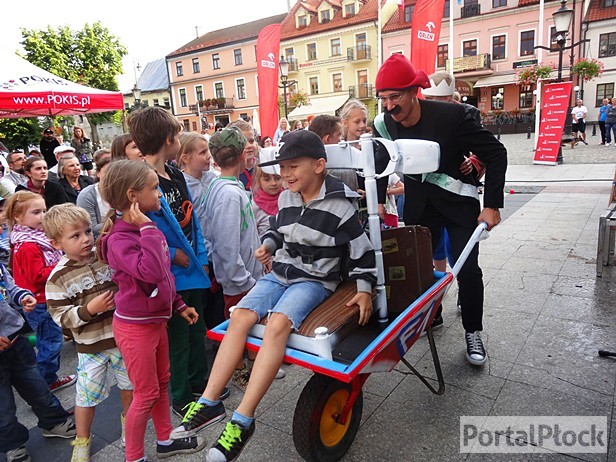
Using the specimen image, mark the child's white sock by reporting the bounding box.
[157,439,173,446]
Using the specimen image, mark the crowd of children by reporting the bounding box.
[1,102,385,462]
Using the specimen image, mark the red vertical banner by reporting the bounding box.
[534,81,573,165]
[410,0,446,76]
[256,24,281,140]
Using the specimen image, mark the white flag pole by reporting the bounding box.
[534,0,545,150]
[449,0,454,76]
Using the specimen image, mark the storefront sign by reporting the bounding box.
[513,59,538,69]
[446,53,490,73]
[533,81,573,165]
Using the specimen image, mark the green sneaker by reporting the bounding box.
[207,421,255,462]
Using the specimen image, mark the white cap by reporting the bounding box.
[422,75,455,97]
[53,145,75,155]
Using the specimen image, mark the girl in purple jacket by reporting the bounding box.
[97,160,205,462]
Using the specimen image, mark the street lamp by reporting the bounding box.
[573,85,580,100]
[132,85,141,105]
[552,0,574,82]
[278,57,296,120]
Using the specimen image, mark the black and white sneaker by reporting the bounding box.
[170,401,226,439]
[207,421,255,462]
[465,331,487,366]
[6,446,30,462]
[156,436,206,458]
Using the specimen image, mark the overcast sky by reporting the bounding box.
[3,0,292,92]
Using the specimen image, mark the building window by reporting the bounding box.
[179,89,187,107]
[163,97,170,108]
[520,30,535,56]
[437,44,448,68]
[444,0,450,17]
[549,26,560,52]
[298,15,307,27]
[603,0,615,5]
[491,87,504,110]
[212,53,220,70]
[236,79,246,100]
[196,85,203,103]
[192,58,200,73]
[331,38,341,56]
[192,121,197,132]
[356,33,367,49]
[519,85,534,108]
[176,62,183,77]
[463,40,477,57]
[153,98,160,106]
[183,120,190,132]
[234,49,243,66]
[596,83,614,107]
[332,73,343,92]
[404,5,414,22]
[599,32,616,58]
[309,77,319,95]
[492,0,506,7]
[285,47,294,59]
[307,43,317,61]
[345,3,355,16]
[492,35,506,60]
[321,9,331,23]
[215,82,224,99]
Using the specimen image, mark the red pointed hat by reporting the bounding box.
[375,54,431,94]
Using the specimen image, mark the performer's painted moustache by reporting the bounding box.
[383,105,402,115]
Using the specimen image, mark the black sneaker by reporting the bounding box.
[170,401,226,439]
[431,313,443,330]
[172,402,193,419]
[192,382,230,400]
[6,446,31,462]
[465,331,487,366]
[207,421,255,462]
[156,436,206,458]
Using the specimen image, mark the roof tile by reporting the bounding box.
[585,0,616,21]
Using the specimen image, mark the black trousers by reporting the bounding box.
[599,121,606,144]
[417,203,484,332]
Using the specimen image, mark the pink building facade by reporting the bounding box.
[382,0,573,115]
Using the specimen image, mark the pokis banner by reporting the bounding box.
[533,81,573,165]
[256,24,282,140]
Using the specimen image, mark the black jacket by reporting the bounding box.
[16,180,70,209]
[39,137,60,168]
[374,99,507,228]
[58,176,95,204]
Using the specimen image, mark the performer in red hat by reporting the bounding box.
[373,54,507,367]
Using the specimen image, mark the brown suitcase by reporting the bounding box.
[381,225,435,316]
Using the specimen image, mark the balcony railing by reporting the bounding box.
[461,3,481,18]
[347,45,371,62]
[287,57,298,72]
[192,97,234,113]
[349,84,374,99]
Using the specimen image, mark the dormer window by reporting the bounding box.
[298,14,307,27]
[321,9,331,23]
[345,3,355,16]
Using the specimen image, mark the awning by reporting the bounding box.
[473,73,517,88]
[288,94,350,119]
[474,70,561,88]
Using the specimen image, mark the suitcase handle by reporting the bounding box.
[451,222,490,278]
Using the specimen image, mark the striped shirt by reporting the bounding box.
[46,252,118,354]
[263,174,376,293]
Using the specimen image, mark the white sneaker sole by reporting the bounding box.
[466,352,487,366]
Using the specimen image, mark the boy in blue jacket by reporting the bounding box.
[0,262,77,462]
[128,107,228,415]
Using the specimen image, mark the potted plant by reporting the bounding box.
[289,89,310,108]
[516,63,555,85]
[203,98,211,108]
[571,58,604,82]
[217,97,226,108]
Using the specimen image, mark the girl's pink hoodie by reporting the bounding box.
[100,220,186,324]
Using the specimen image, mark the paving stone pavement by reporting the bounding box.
[3,146,616,462]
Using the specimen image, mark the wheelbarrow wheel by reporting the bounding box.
[292,374,363,462]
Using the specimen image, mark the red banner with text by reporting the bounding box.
[410,0,446,77]
[533,81,573,165]
[256,24,282,140]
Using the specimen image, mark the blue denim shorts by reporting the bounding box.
[234,272,332,330]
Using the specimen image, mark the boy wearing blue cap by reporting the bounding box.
[172,129,377,462]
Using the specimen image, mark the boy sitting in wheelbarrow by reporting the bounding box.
[172,129,377,461]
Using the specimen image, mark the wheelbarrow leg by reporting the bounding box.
[335,374,369,426]
[400,326,446,395]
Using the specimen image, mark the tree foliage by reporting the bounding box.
[0,118,43,153]
[19,22,128,138]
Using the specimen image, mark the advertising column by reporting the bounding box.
[533,81,573,165]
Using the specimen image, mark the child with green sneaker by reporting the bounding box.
[44,204,133,462]
[172,130,377,461]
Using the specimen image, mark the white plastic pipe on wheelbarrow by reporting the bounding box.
[451,222,490,278]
